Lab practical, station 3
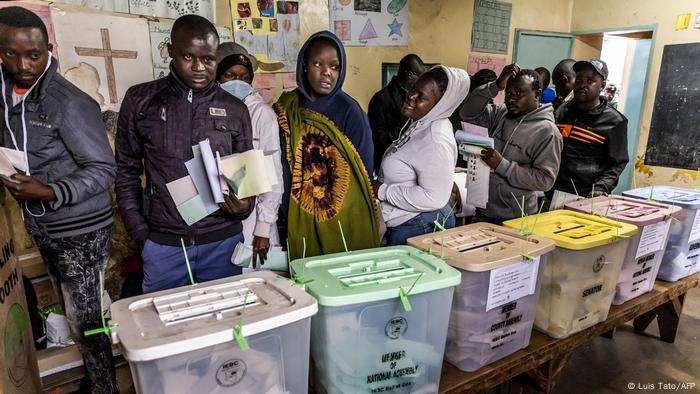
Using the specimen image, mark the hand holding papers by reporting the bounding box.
[166,140,279,226]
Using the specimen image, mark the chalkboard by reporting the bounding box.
[645,43,700,169]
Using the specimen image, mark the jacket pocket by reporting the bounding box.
[137,110,179,158]
[208,119,241,155]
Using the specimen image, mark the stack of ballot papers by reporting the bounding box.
[166,140,278,226]
[455,124,494,209]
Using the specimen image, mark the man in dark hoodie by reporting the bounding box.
[551,58,628,197]
[0,7,118,392]
[368,54,426,172]
[115,15,254,292]
[273,31,378,259]
[459,64,563,222]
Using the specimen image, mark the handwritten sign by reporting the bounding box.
[467,54,506,76]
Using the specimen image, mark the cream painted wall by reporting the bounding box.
[217,0,574,109]
[572,33,602,60]
[571,0,700,189]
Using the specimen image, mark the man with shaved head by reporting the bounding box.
[368,53,427,172]
[116,15,254,292]
[552,58,576,109]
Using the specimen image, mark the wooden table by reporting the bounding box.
[439,272,700,393]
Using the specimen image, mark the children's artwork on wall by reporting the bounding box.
[329,0,408,46]
[149,21,233,79]
[50,0,129,13]
[0,2,60,60]
[231,0,299,72]
[52,0,215,20]
[128,0,215,21]
[51,8,154,111]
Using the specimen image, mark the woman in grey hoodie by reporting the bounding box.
[459,65,563,222]
[376,65,470,245]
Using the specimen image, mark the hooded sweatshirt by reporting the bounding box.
[378,66,470,228]
[294,31,374,174]
[459,81,563,221]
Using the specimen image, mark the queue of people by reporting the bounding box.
[0,7,629,393]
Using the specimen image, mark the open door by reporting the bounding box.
[513,30,573,85]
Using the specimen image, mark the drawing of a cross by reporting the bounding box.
[74,28,138,104]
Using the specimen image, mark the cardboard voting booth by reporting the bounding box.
[0,196,41,393]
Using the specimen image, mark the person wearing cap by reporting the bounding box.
[216,42,283,266]
[115,15,254,293]
[550,58,628,198]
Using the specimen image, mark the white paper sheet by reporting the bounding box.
[0,147,27,172]
[549,189,582,211]
[0,150,16,176]
[635,220,672,259]
[220,150,272,199]
[459,122,489,137]
[689,210,700,243]
[198,139,224,203]
[487,257,540,311]
[458,144,491,209]
[231,243,288,272]
[185,147,220,214]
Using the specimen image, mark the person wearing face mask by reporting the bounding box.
[0,7,118,393]
[551,59,628,197]
[458,64,562,223]
[273,31,378,259]
[115,15,254,292]
[216,42,283,267]
[368,54,426,173]
[374,66,469,245]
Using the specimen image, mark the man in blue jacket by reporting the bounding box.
[0,7,118,393]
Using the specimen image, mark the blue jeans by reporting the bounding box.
[387,205,456,246]
[141,233,243,293]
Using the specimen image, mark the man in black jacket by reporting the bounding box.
[0,7,118,393]
[368,54,426,172]
[550,58,628,197]
[115,15,254,293]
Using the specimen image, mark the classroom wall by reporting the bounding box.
[572,33,603,60]
[217,0,574,109]
[571,0,700,189]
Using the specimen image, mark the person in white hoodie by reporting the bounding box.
[216,42,284,266]
[374,65,470,245]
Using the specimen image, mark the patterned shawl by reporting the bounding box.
[274,91,379,260]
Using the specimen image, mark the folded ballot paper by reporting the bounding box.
[455,125,493,209]
[231,243,289,273]
[166,140,278,226]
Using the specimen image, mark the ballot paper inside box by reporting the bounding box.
[503,211,637,339]
[407,223,555,372]
[108,271,317,394]
[624,186,700,281]
[566,195,681,305]
[290,246,461,394]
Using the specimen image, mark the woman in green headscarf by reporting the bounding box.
[274,31,379,260]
